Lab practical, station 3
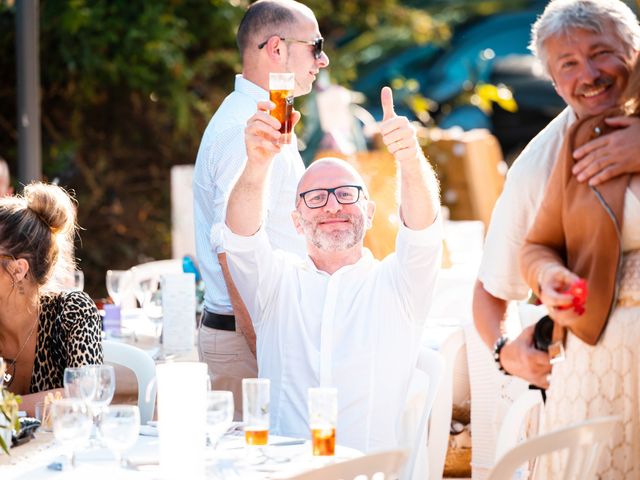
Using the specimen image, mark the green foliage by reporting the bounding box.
[1,0,245,295]
[307,0,451,85]
[0,389,21,455]
[0,0,469,296]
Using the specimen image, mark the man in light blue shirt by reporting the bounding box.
[193,0,329,418]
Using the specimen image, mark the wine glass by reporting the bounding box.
[51,398,92,468]
[63,367,97,402]
[131,268,156,307]
[205,391,234,451]
[87,365,116,431]
[100,405,140,467]
[71,270,84,291]
[141,278,163,337]
[87,365,116,408]
[106,270,132,307]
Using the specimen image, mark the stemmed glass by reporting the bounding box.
[71,270,84,291]
[131,268,156,308]
[50,398,93,468]
[64,365,115,444]
[205,391,234,452]
[106,270,133,307]
[63,367,98,403]
[141,278,163,338]
[87,365,116,407]
[131,267,166,360]
[100,405,140,467]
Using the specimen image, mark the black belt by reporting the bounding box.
[202,310,236,331]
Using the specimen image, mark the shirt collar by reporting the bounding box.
[302,248,375,276]
[235,74,269,102]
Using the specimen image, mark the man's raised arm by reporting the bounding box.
[378,87,440,230]
[226,101,295,235]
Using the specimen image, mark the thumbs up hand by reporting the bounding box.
[381,85,397,122]
[379,86,422,165]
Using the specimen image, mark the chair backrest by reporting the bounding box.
[494,389,544,462]
[123,259,183,308]
[401,347,446,480]
[130,259,182,282]
[427,327,466,480]
[103,340,157,424]
[285,449,408,480]
[487,416,620,480]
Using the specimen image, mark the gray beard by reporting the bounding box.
[300,214,364,251]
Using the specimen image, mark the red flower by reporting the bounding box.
[555,278,588,315]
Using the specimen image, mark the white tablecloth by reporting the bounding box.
[0,429,361,479]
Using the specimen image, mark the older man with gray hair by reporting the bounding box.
[474,0,640,387]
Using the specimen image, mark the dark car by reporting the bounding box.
[352,4,567,163]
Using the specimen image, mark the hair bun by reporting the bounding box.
[24,183,76,235]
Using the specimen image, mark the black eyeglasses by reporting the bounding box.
[258,36,324,60]
[299,185,364,209]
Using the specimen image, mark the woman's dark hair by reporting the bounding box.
[0,182,77,290]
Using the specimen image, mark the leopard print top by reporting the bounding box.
[30,290,103,393]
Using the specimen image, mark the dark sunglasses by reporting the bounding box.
[258,36,324,60]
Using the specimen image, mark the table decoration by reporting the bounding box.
[35,391,63,432]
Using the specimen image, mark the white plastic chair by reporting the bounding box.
[487,416,620,480]
[427,327,466,480]
[495,389,544,462]
[285,449,408,480]
[130,259,182,279]
[103,340,157,424]
[401,347,446,480]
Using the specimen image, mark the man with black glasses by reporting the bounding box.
[222,87,442,452]
[193,0,329,420]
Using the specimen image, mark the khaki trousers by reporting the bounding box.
[197,325,257,421]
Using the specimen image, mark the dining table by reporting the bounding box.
[0,426,362,479]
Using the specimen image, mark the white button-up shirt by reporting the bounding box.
[193,75,306,314]
[223,218,442,452]
[478,107,576,301]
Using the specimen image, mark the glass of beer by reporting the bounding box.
[308,387,337,456]
[242,378,270,446]
[269,72,295,145]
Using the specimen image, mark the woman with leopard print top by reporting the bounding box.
[0,182,102,416]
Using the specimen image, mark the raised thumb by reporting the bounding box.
[381,86,396,121]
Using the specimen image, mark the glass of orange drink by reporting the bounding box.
[242,378,270,447]
[308,387,337,456]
